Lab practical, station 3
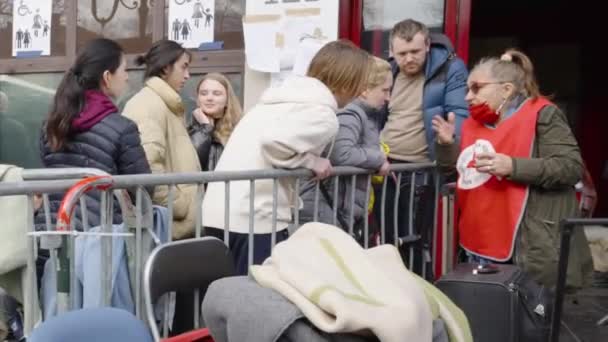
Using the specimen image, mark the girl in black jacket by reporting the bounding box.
[38,38,151,230]
[188,73,242,171]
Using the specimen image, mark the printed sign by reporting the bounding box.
[457,139,495,190]
[12,0,52,57]
[168,0,215,48]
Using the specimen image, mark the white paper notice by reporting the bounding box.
[280,13,322,69]
[168,0,215,48]
[243,17,281,73]
[12,0,52,57]
[292,37,329,76]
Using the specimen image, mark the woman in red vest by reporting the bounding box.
[431,49,592,288]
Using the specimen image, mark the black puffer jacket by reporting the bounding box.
[36,113,151,230]
[188,120,224,171]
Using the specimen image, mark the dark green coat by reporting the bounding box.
[436,103,593,288]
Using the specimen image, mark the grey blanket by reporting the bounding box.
[202,276,448,342]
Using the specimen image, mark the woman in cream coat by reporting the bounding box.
[123,40,200,240]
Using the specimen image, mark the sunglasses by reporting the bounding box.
[468,81,504,95]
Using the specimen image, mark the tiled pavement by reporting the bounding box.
[559,273,608,341]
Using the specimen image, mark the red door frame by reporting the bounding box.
[456,0,472,64]
[339,0,362,45]
[444,0,458,48]
[445,0,472,64]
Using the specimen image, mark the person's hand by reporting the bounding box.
[432,112,456,145]
[311,157,333,180]
[377,159,398,183]
[377,160,390,176]
[33,194,43,211]
[475,152,513,177]
[192,107,210,125]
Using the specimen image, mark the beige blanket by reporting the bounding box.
[251,222,472,342]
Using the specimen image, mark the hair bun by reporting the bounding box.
[500,53,513,62]
[135,54,147,66]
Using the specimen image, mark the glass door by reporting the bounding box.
[360,0,447,58]
[339,0,472,62]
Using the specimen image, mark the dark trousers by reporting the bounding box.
[372,166,436,279]
[205,227,289,276]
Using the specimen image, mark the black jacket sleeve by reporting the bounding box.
[188,122,214,171]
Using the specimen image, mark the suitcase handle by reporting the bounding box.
[550,218,608,342]
[472,263,500,275]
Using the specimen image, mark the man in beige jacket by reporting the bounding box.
[123,40,200,239]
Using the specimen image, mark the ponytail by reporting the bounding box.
[135,54,147,66]
[46,38,123,151]
[137,40,191,80]
[501,49,541,99]
[46,69,86,151]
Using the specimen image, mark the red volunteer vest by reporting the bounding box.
[456,97,552,261]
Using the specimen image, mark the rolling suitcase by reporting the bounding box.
[436,218,606,342]
[435,263,552,342]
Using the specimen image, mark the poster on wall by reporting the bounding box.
[242,15,281,73]
[243,0,339,80]
[12,0,52,57]
[168,0,215,48]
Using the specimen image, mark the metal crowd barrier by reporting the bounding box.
[0,163,442,337]
[435,182,457,278]
[551,218,608,342]
[4,168,155,333]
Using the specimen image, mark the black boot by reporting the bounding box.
[0,288,25,342]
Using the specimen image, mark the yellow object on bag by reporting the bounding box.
[368,191,375,213]
[372,142,390,184]
[368,142,390,213]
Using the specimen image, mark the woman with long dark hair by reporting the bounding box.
[122,40,200,240]
[122,39,200,336]
[40,38,150,229]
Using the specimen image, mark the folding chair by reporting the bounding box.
[143,237,236,341]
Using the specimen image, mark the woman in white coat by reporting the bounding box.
[202,40,372,274]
